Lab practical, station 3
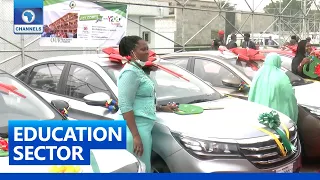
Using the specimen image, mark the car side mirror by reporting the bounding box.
[84,92,119,113]
[51,100,70,114]
[221,78,241,88]
[84,92,111,106]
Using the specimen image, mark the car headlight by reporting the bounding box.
[136,158,146,173]
[172,132,241,160]
[301,105,320,118]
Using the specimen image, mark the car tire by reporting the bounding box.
[151,158,170,173]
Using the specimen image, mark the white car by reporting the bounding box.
[12,53,301,173]
[0,70,146,173]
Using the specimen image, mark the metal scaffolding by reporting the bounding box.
[0,0,320,73]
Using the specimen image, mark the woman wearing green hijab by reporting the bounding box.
[248,52,299,123]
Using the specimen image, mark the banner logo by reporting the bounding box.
[69,1,76,9]
[8,120,126,165]
[14,0,43,34]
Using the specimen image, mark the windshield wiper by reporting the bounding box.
[188,99,211,104]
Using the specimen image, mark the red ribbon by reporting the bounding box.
[0,83,26,98]
[218,46,263,71]
[0,138,8,151]
[315,64,320,77]
[102,47,189,81]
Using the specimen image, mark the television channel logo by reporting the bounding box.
[14,0,43,34]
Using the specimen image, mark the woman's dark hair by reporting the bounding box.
[291,35,297,40]
[119,36,143,56]
[296,40,307,56]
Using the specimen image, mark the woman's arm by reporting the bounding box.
[118,70,140,137]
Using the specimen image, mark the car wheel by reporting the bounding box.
[152,158,170,173]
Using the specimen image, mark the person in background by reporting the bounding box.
[117,35,178,172]
[241,33,256,49]
[291,40,312,77]
[226,34,237,49]
[267,36,274,46]
[212,30,225,50]
[306,37,311,43]
[248,53,298,123]
[290,35,298,45]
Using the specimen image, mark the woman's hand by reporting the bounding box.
[298,58,311,73]
[133,135,144,157]
[160,104,179,113]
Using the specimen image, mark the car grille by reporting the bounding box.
[238,126,299,169]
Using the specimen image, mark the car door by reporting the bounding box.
[58,63,117,120]
[191,58,248,99]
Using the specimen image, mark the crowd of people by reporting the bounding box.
[211,31,258,50]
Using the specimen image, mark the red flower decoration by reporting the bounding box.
[0,139,8,151]
[315,64,320,77]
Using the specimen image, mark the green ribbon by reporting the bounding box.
[303,55,320,79]
[90,150,100,173]
[258,111,296,153]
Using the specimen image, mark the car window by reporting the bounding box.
[64,65,110,99]
[16,68,30,82]
[27,63,65,93]
[0,73,65,134]
[230,59,307,86]
[166,58,189,69]
[194,59,241,87]
[102,62,222,105]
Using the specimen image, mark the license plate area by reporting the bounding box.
[276,163,294,173]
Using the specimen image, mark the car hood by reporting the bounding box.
[0,150,141,173]
[156,97,294,140]
[294,82,320,108]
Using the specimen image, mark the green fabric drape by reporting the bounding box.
[248,53,299,123]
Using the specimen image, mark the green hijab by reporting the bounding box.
[248,53,298,123]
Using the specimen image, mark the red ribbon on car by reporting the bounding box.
[0,83,26,98]
[219,46,264,71]
[102,47,189,82]
[0,138,8,151]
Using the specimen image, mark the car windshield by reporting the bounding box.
[0,73,64,136]
[229,59,308,86]
[102,61,222,104]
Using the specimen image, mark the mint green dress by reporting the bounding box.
[117,63,156,173]
[248,53,299,123]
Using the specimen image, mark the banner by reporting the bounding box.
[39,0,128,47]
[7,120,126,165]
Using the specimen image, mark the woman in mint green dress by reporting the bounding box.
[117,36,178,172]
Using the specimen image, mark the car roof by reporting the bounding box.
[24,53,123,68]
[25,51,237,69]
[160,50,238,61]
[259,49,295,56]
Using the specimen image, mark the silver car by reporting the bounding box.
[0,70,145,173]
[12,54,301,172]
[161,50,320,159]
